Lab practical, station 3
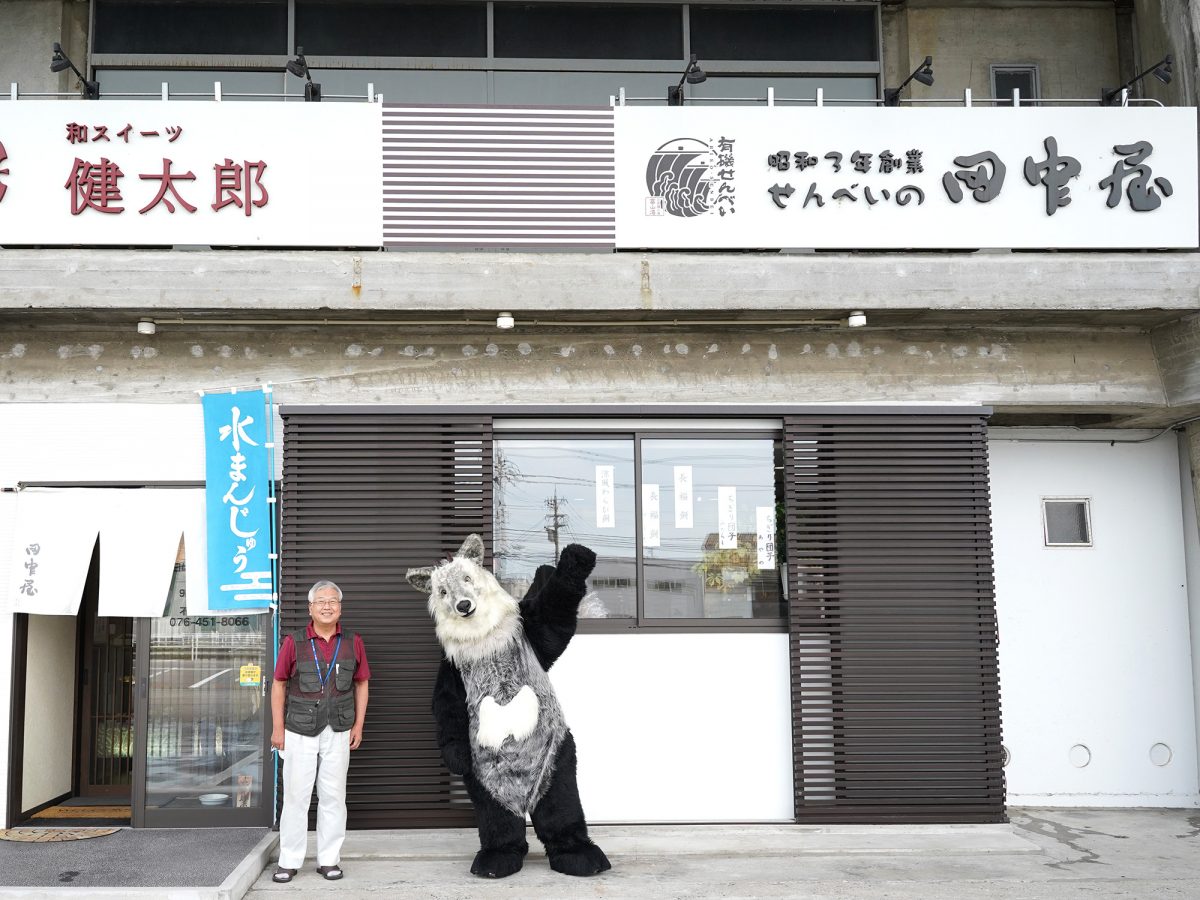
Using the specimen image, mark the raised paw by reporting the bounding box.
[471,848,525,879]
[556,544,597,582]
[547,841,611,877]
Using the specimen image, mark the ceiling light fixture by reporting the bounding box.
[496,312,516,330]
[847,311,867,328]
[137,319,157,335]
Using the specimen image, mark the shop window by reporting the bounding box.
[992,65,1040,105]
[689,5,879,62]
[493,432,785,627]
[1042,498,1092,547]
[94,1,288,55]
[295,2,488,58]
[494,4,683,60]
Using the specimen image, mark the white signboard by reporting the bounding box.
[642,483,661,548]
[718,486,738,550]
[756,506,776,571]
[0,101,382,246]
[595,465,615,528]
[674,465,693,528]
[615,107,1199,249]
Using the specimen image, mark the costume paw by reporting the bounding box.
[471,848,525,879]
[547,841,611,877]
[442,741,471,775]
[557,544,597,582]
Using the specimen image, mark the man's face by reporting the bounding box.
[309,586,342,627]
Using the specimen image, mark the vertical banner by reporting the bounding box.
[674,466,693,528]
[202,389,274,612]
[718,486,738,549]
[643,484,661,548]
[596,465,615,528]
[756,506,777,570]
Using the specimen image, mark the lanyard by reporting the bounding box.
[309,634,343,688]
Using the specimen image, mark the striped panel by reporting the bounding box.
[280,412,492,828]
[382,104,616,250]
[783,413,1005,824]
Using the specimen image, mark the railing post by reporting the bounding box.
[964,87,972,108]
[816,87,824,108]
[214,80,222,102]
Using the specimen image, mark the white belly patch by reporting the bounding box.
[476,685,540,750]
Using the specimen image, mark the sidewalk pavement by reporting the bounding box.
[245,807,1200,899]
[2,808,1198,899]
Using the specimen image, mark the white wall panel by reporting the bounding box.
[990,431,1199,806]
[21,614,77,812]
[550,633,794,822]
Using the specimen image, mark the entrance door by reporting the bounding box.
[77,542,136,800]
[132,554,272,826]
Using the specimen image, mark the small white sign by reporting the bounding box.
[643,483,661,548]
[674,466,693,528]
[756,506,777,570]
[718,486,738,550]
[595,465,615,528]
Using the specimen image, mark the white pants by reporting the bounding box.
[278,726,351,869]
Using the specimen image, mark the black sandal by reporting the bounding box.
[316,865,344,880]
[272,867,298,883]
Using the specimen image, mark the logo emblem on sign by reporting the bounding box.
[0,140,9,204]
[645,138,718,217]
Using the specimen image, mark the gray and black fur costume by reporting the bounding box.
[406,536,611,880]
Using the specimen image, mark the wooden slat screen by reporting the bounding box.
[279,412,491,828]
[783,413,1005,823]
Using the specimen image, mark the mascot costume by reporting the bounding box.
[406,534,611,879]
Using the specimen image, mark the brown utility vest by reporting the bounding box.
[284,628,357,737]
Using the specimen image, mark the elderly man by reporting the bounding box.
[271,580,370,883]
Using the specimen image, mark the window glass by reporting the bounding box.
[494,4,683,60]
[94,1,288,55]
[993,67,1039,105]
[295,2,488,57]
[145,551,270,811]
[1043,498,1091,546]
[494,438,636,618]
[641,438,784,619]
[689,5,878,62]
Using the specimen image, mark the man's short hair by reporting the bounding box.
[308,580,343,604]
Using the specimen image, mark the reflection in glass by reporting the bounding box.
[494,438,635,618]
[145,549,269,810]
[642,438,784,619]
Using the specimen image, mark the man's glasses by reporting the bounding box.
[311,600,341,608]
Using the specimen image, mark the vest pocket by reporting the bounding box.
[285,699,319,732]
[333,659,355,692]
[334,693,356,728]
[297,669,322,693]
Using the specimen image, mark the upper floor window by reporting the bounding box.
[992,65,1040,105]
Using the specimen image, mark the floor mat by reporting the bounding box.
[0,828,120,843]
[22,806,130,828]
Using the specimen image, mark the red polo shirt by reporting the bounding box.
[273,621,371,682]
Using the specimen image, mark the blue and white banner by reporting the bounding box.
[202,389,273,612]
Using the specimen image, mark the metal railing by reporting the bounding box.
[608,86,1165,108]
[2,81,381,102]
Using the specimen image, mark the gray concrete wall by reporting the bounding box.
[0,0,88,98]
[904,2,1119,102]
[0,321,1168,415]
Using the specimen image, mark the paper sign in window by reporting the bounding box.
[595,465,615,528]
[718,486,738,549]
[643,484,661,548]
[756,506,776,570]
[674,466,693,528]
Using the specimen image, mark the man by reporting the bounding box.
[271,580,370,883]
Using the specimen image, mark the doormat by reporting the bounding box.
[0,828,120,842]
[32,805,130,819]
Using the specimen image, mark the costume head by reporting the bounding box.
[406,533,519,665]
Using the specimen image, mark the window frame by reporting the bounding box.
[493,426,787,634]
[1041,496,1093,548]
[990,63,1041,105]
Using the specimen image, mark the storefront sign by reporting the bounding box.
[0,101,1195,249]
[0,101,381,246]
[615,107,1198,249]
[202,389,273,612]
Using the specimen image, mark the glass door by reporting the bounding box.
[132,550,272,826]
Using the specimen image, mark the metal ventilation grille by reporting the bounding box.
[279,411,492,828]
[381,104,616,249]
[783,413,1005,824]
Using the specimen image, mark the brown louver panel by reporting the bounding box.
[783,414,1005,824]
[279,412,492,828]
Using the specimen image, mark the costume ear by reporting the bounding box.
[406,567,434,594]
[457,534,485,565]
